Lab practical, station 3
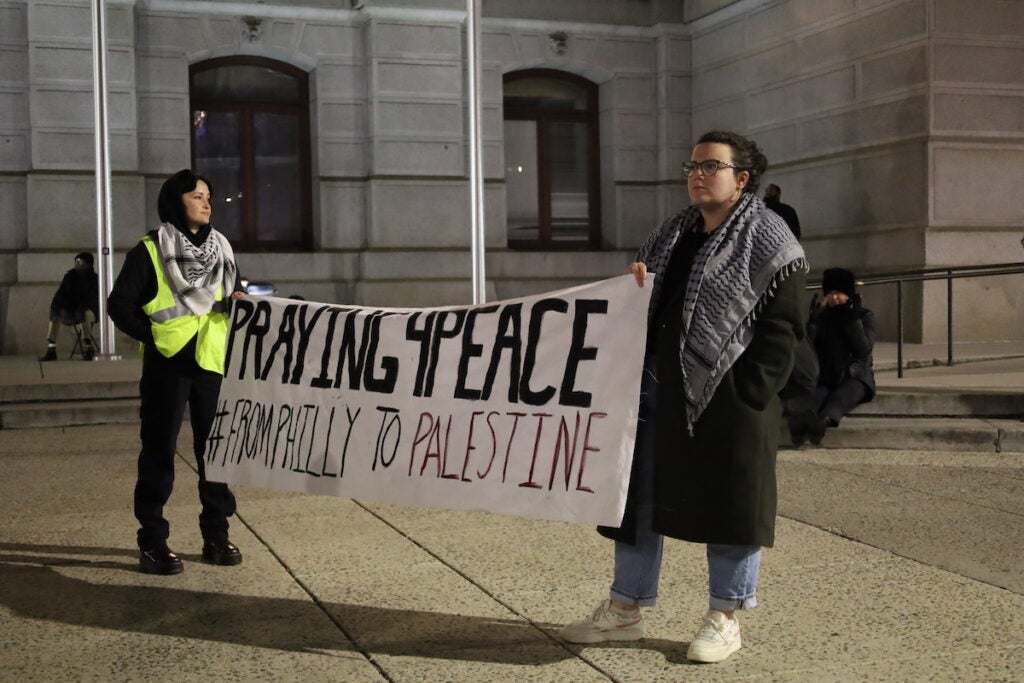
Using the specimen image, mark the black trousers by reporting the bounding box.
[135,340,236,551]
[796,378,867,425]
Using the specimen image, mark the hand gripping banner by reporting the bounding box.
[204,274,653,527]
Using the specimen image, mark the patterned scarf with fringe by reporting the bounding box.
[155,222,236,317]
[636,193,807,429]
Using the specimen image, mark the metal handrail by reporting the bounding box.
[806,261,1024,378]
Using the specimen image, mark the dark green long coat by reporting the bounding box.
[600,268,806,548]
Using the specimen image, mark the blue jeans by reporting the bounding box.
[609,359,761,611]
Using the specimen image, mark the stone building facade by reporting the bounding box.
[0,0,1021,354]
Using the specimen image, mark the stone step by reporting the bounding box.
[782,416,1024,453]
[0,399,140,429]
[0,380,138,404]
[854,391,1024,417]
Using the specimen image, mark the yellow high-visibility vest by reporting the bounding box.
[140,236,228,375]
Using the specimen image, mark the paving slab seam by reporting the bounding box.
[353,501,624,683]
[784,457,1024,521]
[176,451,395,683]
[779,513,1024,598]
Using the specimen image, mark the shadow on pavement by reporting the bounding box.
[0,543,688,665]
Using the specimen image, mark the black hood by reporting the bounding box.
[157,169,213,238]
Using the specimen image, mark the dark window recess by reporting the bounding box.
[190,56,312,251]
[503,69,601,250]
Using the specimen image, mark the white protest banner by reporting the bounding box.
[204,274,653,527]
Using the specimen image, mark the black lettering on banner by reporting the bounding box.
[206,399,230,464]
[260,304,298,383]
[559,299,608,408]
[459,411,485,482]
[577,411,607,493]
[310,308,343,389]
[454,305,499,400]
[481,304,522,402]
[424,311,466,398]
[338,406,361,478]
[270,403,293,469]
[519,412,552,488]
[333,310,371,390]
[316,406,337,477]
[363,313,399,394]
[520,299,568,406]
[225,299,255,375]
[237,300,272,381]
[501,412,526,483]
[547,412,581,490]
[301,405,321,476]
[406,312,436,397]
[373,407,401,470]
[290,305,329,385]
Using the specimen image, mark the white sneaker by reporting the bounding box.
[686,610,742,663]
[558,599,644,643]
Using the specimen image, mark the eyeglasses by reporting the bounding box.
[681,159,744,178]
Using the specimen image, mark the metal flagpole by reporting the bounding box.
[466,0,486,304]
[91,0,118,359]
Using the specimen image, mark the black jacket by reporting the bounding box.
[807,294,876,399]
[765,199,801,240]
[51,267,99,316]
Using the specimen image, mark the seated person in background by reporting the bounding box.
[788,267,876,445]
[40,252,99,361]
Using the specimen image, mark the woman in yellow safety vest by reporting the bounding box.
[109,169,246,576]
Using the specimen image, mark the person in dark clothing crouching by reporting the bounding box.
[108,169,246,575]
[788,267,876,446]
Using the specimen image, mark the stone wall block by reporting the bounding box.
[368,180,468,248]
[934,0,1024,37]
[0,177,27,249]
[139,135,190,175]
[33,130,137,170]
[136,15,207,53]
[299,24,363,59]
[933,93,1024,135]
[266,21,299,52]
[370,21,461,59]
[374,100,462,136]
[658,34,691,72]
[0,133,29,170]
[319,101,366,136]
[137,95,188,135]
[29,45,134,85]
[746,0,856,48]
[481,31,517,64]
[934,44,1024,86]
[135,53,189,95]
[0,47,28,83]
[933,146,1024,225]
[692,97,745,135]
[612,186,659,248]
[374,60,462,97]
[860,44,927,98]
[316,63,366,99]
[0,3,26,43]
[596,38,654,72]
[372,139,463,176]
[318,139,365,177]
[756,124,797,167]
[319,181,366,249]
[26,174,145,249]
[661,73,691,109]
[796,95,927,156]
[746,67,855,128]
[798,1,926,71]
[0,91,28,129]
[691,18,745,69]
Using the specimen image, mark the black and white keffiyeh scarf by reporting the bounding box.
[636,193,807,428]
[155,222,237,316]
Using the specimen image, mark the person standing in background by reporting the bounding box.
[764,184,801,240]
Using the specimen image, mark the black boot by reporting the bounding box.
[202,539,243,566]
[39,344,57,362]
[82,343,95,361]
[139,546,183,575]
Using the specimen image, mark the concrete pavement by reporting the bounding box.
[0,422,1021,682]
[1,342,1023,681]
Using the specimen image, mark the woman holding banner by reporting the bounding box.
[109,169,246,576]
[559,131,807,663]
